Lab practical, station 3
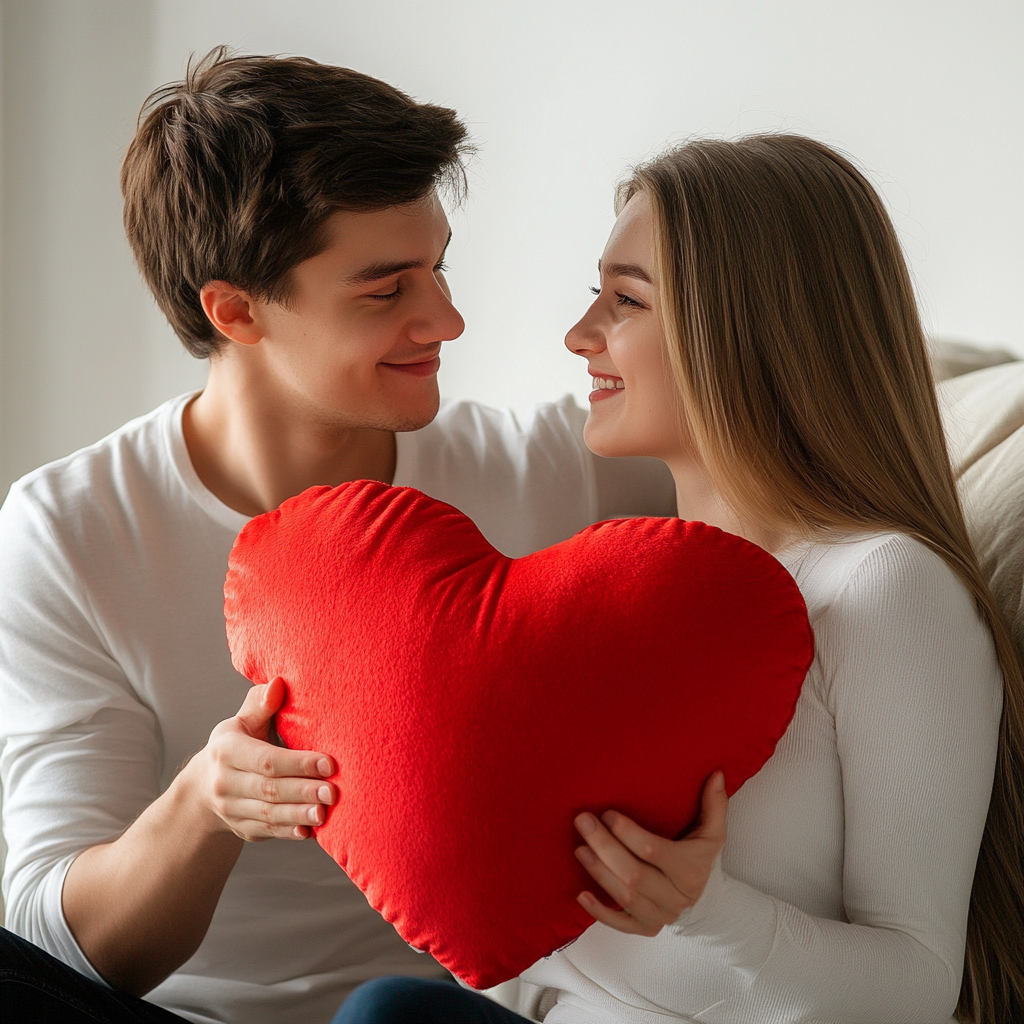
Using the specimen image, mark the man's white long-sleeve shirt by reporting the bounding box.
[0,391,673,1024]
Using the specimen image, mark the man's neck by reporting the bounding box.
[182,360,397,518]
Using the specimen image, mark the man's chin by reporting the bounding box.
[381,395,442,434]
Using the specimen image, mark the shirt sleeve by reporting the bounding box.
[662,536,1002,1023]
[0,482,163,980]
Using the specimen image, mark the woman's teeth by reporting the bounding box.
[591,377,624,390]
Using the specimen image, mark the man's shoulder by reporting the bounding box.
[410,395,587,461]
[3,394,192,535]
[395,396,593,557]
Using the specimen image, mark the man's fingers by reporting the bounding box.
[230,736,332,782]
[244,772,336,807]
[235,678,283,736]
[229,797,329,830]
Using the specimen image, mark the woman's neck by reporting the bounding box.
[667,457,797,554]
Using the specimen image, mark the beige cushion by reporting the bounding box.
[939,361,1024,657]
[930,337,1019,383]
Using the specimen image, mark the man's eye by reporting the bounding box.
[434,260,449,273]
[368,286,401,301]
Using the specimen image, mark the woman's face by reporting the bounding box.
[566,192,687,463]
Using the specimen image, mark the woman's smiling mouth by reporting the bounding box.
[590,374,625,402]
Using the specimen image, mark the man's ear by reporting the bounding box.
[200,281,263,346]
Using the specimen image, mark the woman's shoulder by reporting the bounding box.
[781,532,1001,710]
[778,531,965,627]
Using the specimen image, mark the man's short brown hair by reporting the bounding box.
[121,47,471,358]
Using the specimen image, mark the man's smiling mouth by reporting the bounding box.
[380,356,442,377]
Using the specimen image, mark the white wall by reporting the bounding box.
[0,0,207,491]
[2,0,1022,493]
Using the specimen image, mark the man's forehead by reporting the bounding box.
[316,200,451,282]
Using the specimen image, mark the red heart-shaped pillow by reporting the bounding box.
[224,481,812,989]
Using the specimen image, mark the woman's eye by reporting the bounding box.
[589,284,643,309]
[434,261,449,273]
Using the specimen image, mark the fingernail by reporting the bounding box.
[317,758,332,777]
[308,806,322,824]
[575,845,595,865]
[317,785,333,804]
[576,813,597,835]
[713,771,726,792]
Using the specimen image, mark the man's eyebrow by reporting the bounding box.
[345,229,453,286]
[597,259,653,284]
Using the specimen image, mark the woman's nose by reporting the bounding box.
[565,306,605,357]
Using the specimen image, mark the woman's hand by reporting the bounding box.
[180,676,337,841]
[574,771,728,936]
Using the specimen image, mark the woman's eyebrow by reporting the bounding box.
[346,229,453,286]
[597,259,653,284]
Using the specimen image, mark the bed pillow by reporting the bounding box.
[224,480,813,988]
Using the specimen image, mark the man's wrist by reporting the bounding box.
[167,748,239,843]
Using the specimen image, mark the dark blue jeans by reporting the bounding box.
[332,977,535,1024]
[0,928,189,1024]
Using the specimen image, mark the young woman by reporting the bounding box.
[334,135,1024,1024]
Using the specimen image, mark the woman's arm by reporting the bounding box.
[572,536,1002,1023]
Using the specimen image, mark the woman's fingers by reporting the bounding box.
[574,845,676,932]
[575,813,689,920]
[573,772,729,934]
[692,770,728,843]
[577,890,662,936]
[599,810,673,868]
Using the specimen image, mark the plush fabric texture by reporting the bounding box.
[939,359,1024,659]
[223,481,813,989]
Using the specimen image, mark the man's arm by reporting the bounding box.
[61,679,336,996]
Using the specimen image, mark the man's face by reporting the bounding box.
[247,194,464,432]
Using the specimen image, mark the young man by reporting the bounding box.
[0,50,673,1024]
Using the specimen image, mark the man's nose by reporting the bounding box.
[411,282,465,345]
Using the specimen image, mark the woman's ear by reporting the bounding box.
[200,281,263,346]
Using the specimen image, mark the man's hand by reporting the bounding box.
[183,677,337,841]
[63,677,337,995]
[573,770,728,936]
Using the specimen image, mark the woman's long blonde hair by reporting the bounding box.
[619,134,1024,1023]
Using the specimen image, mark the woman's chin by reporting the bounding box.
[583,418,635,459]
